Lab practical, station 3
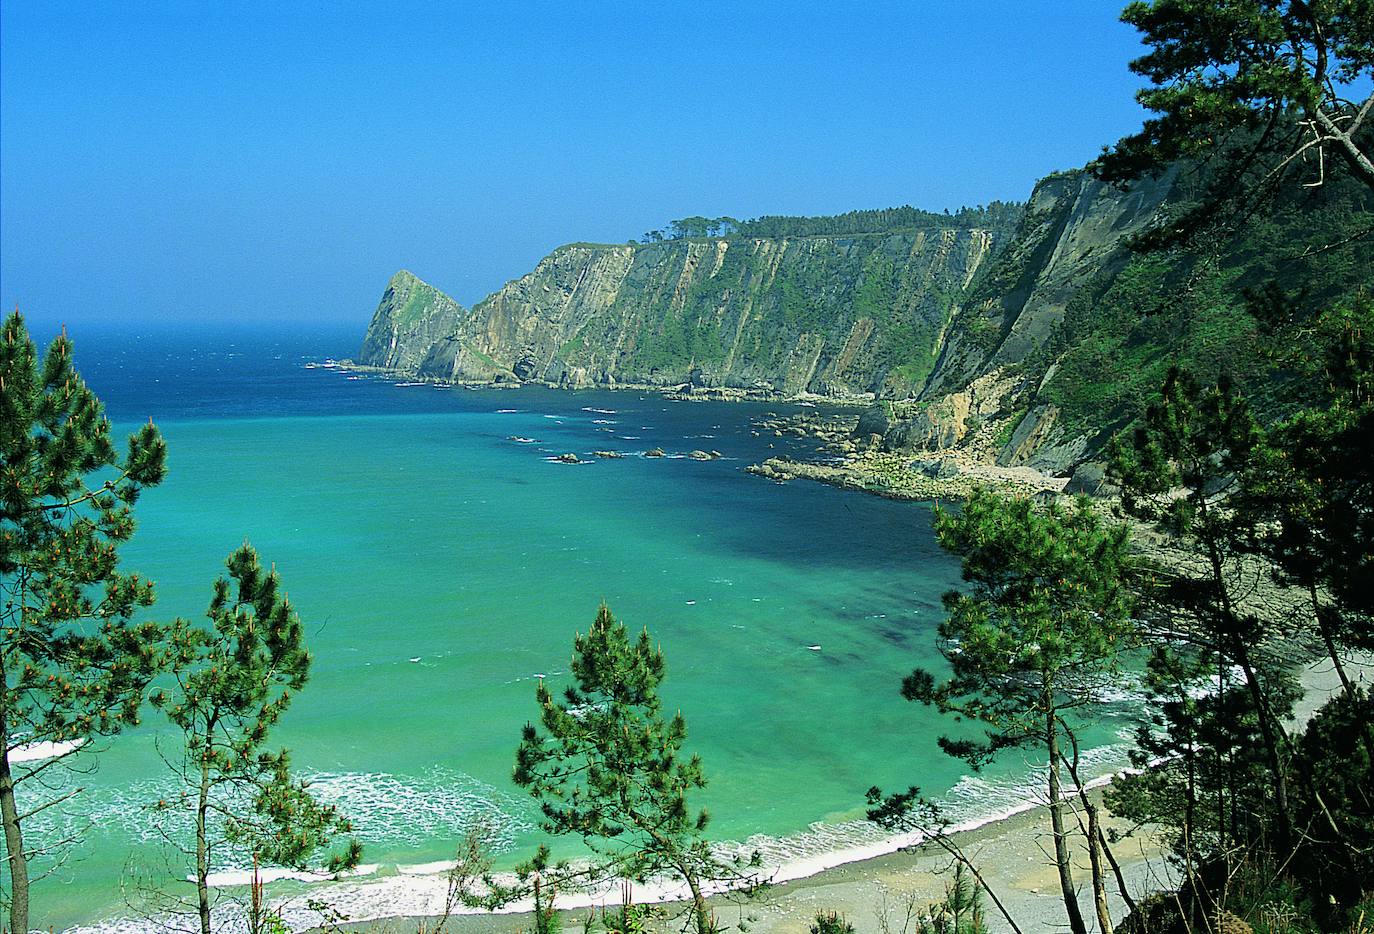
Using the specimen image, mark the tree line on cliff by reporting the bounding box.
[633,202,1025,245]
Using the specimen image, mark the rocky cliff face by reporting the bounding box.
[919,169,1176,400]
[357,270,467,372]
[358,153,1368,477]
[363,228,1006,398]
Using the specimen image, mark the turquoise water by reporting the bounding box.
[15,328,1133,931]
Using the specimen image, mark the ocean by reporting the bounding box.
[12,324,1137,931]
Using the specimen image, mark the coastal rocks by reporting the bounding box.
[912,457,961,480]
[592,450,623,459]
[357,271,467,373]
[554,453,582,464]
[1063,461,1119,498]
[688,450,722,461]
[884,370,1018,453]
[512,354,540,380]
[644,448,665,458]
[747,451,1066,501]
[754,412,861,446]
[854,403,891,439]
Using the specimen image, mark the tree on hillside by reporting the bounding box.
[513,603,759,934]
[1107,368,1304,854]
[0,311,168,933]
[875,492,1137,934]
[150,544,359,934]
[1096,0,1374,242]
[1100,0,1374,188]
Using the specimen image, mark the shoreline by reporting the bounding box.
[329,360,1073,503]
[299,651,1369,934]
[330,362,879,409]
[67,655,1370,933]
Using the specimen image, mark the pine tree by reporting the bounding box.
[0,311,167,932]
[1097,1,1374,196]
[514,603,756,934]
[150,544,359,934]
[893,492,1136,934]
[1108,367,1301,855]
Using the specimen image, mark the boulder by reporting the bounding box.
[1063,461,1119,498]
[912,458,961,480]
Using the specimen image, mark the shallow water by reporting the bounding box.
[11,325,1135,931]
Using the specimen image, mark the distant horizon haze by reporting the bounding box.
[2,2,1151,334]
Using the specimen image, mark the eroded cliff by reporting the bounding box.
[357,154,1371,477]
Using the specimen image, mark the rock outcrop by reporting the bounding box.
[357,270,467,372]
[361,227,1012,398]
[357,148,1369,479]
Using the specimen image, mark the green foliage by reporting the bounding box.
[917,865,988,934]
[1295,688,1374,910]
[151,544,360,934]
[0,311,168,931]
[514,603,756,934]
[811,910,855,934]
[730,202,1024,239]
[906,492,1136,767]
[876,491,1135,934]
[1236,299,1374,619]
[1108,644,1295,860]
[1098,0,1374,196]
[1032,162,1373,434]
[1108,366,1305,859]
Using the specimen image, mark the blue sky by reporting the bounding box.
[1,2,1150,332]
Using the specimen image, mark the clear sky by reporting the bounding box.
[1,1,1151,333]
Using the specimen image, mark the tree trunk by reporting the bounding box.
[1231,641,1294,852]
[684,870,711,934]
[1196,507,1295,853]
[0,663,30,934]
[1310,586,1374,758]
[197,754,212,934]
[1086,802,1113,934]
[1045,687,1087,934]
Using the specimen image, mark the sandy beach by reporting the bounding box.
[304,651,1372,934]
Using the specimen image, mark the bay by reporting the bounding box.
[22,324,1130,931]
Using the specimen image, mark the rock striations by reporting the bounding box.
[357,153,1369,479]
[357,270,467,373]
[367,229,1008,399]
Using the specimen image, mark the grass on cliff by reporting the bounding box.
[1027,170,1374,436]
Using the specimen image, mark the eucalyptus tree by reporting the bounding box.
[0,311,167,932]
[151,544,359,934]
[515,603,758,934]
[881,492,1136,934]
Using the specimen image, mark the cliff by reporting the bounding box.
[357,156,1372,476]
[407,229,1013,398]
[356,270,467,372]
